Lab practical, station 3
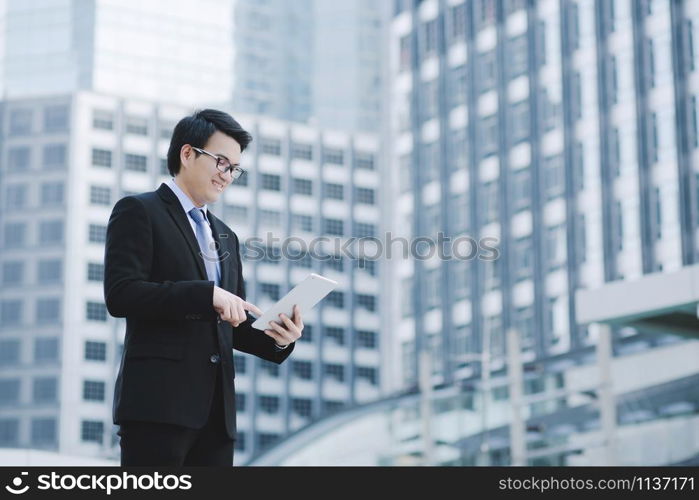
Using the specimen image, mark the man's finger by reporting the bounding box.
[244,301,263,316]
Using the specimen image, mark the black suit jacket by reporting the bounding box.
[104,183,293,439]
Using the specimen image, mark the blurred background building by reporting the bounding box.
[249,0,699,465]
[1,0,699,467]
[0,0,384,465]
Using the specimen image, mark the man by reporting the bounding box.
[104,109,302,466]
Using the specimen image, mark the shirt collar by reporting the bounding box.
[165,178,208,218]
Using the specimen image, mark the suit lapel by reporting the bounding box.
[157,184,208,281]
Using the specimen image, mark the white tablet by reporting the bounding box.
[251,273,339,330]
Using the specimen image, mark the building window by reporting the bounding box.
[1,300,22,326]
[125,153,147,172]
[292,360,313,380]
[356,294,376,312]
[453,262,470,300]
[357,366,378,385]
[31,418,56,446]
[292,398,313,417]
[33,377,57,403]
[355,258,377,276]
[2,261,24,286]
[259,360,279,378]
[512,168,531,212]
[235,393,246,412]
[0,419,19,446]
[324,182,344,200]
[299,324,312,342]
[479,51,497,93]
[86,301,107,322]
[89,224,107,244]
[510,101,529,143]
[513,237,533,281]
[451,65,468,108]
[93,110,114,130]
[0,379,20,406]
[449,3,467,41]
[325,327,345,345]
[39,220,63,245]
[399,34,411,72]
[43,105,69,132]
[233,354,247,374]
[292,214,313,233]
[292,178,313,196]
[325,256,344,273]
[4,184,28,211]
[353,222,376,238]
[38,259,62,284]
[90,186,111,206]
[257,432,279,450]
[421,18,438,57]
[324,364,345,382]
[43,144,66,170]
[323,218,344,236]
[41,182,64,206]
[10,108,32,135]
[481,115,498,157]
[421,80,439,120]
[425,268,440,310]
[260,137,282,156]
[87,263,104,282]
[260,283,280,302]
[0,340,20,366]
[508,35,528,78]
[160,158,169,176]
[261,173,281,191]
[546,224,566,270]
[229,205,248,224]
[3,223,26,249]
[85,341,106,361]
[451,194,469,234]
[83,380,105,402]
[258,395,280,414]
[291,143,313,160]
[355,152,375,170]
[92,148,112,168]
[326,291,344,309]
[357,330,377,349]
[481,181,499,224]
[354,187,375,205]
[543,155,564,199]
[81,420,104,443]
[323,148,344,165]
[125,116,148,136]
[34,337,59,362]
[36,298,60,323]
[259,209,281,228]
[234,432,246,451]
[8,147,30,171]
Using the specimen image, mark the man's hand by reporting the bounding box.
[264,304,303,347]
[213,286,263,327]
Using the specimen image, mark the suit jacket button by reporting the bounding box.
[210,354,220,364]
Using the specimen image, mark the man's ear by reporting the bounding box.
[180,144,192,170]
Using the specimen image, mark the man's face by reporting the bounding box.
[177,130,242,207]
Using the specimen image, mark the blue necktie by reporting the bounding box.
[189,208,219,285]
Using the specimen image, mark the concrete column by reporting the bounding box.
[596,322,617,465]
[507,327,526,466]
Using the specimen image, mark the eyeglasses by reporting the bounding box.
[191,146,246,180]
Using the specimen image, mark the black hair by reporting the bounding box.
[166,109,252,176]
